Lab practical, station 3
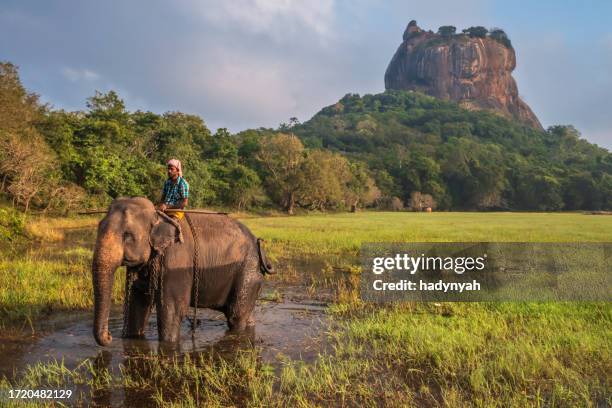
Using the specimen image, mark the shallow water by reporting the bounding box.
[0,291,329,376]
[0,223,346,406]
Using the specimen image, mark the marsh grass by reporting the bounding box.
[0,252,125,326]
[327,302,611,407]
[3,300,609,407]
[0,211,611,406]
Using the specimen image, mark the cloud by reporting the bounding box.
[61,67,100,82]
[152,0,493,131]
[178,0,336,43]
[156,40,348,130]
[179,47,298,126]
[1,0,609,148]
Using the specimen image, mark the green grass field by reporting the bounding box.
[1,211,611,406]
[242,211,612,257]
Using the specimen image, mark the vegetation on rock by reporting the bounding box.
[293,91,611,210]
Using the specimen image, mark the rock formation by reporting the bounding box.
[385,21,542,129]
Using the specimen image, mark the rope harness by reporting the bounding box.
[121,268,135,338]
[184,213,200,334]
[147,252,165,309]
[121,251,164,338]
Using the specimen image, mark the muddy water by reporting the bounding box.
[0,290,329,378]
[0,224,349,406]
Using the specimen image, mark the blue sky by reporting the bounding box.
[1,0,610,148]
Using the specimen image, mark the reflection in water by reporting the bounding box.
[91,350,114,407]
[86,327,262,406]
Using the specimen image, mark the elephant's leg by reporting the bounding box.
[156,269,191,342]
[226,260,263,332]
[124,276,152,338]
[156,299,186,342]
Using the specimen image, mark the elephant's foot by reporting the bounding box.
[158,323,182,343]
[227,318,246,332]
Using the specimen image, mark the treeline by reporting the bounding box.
[0,62,378,214]
[1,62,610,214]
[293,91,612,211]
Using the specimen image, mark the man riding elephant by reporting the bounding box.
[92,196,273,346]
[157,158,188,220]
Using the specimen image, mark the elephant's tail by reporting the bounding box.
[257,238,274,275]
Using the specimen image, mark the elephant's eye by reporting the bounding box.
[123,232,135,243]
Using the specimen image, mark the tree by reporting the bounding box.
[222,165,263,209]
[208,128,238,164]
[438,26,456,37]
[513,168,563,210]
[44,183,86,215]
[0,62,69,212]
[409,191,424,211]
[0,62,43,133]
[441,138,506,209]
[297,150,351,211]
[345,162,380,212]
[256,133,306,214]
[463,26,488,38]
[1,132,59,212]
[86,90,129,123]
[489,28,512,48]
[563,172,603,210]
[2,60,610,214]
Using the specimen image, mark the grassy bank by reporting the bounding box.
[241,211,612,259]
[1,211,611,406]
[3,302,609,406]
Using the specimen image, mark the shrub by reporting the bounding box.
[377,196,404,211]
[0,206,26,242]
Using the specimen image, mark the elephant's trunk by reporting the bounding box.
[92,231,123,347]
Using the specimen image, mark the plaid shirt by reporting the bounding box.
[162,176,189,206]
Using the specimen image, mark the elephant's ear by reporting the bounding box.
[149,212,183,253]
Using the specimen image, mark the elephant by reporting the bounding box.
[92,197,273,346]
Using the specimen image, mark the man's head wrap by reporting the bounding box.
[166,159,182,177]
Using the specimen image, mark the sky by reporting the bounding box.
[1,0,611,149]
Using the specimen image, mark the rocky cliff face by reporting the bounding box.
[385,21,542,129]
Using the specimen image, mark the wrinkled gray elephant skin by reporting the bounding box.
[92,197,270,346]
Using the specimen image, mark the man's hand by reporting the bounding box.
[158,203,168,212]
